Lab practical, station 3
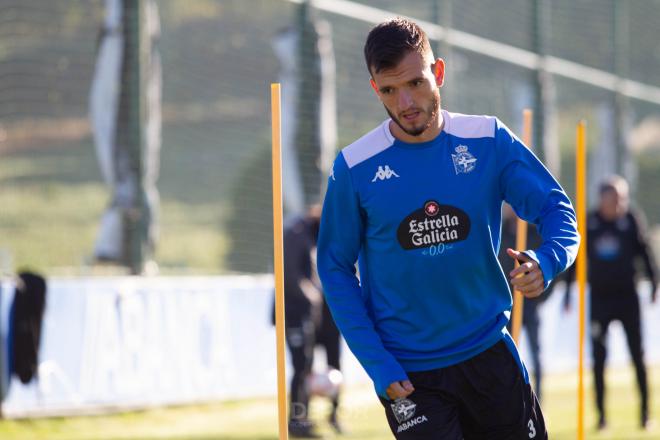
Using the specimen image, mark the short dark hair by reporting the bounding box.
[364,17,432,75]
[599,175,628,196]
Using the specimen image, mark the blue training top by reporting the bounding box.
[317,110,579,398]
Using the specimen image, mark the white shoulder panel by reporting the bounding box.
[442,110,496,139]
[341,119,395,169]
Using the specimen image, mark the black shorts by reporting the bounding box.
[378,339,547,439]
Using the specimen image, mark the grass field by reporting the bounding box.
[0,366,658,440]
[0,122,237,274]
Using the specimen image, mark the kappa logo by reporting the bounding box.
[372,165,399,182]
[451,145,477,174]
[329,165,335,181]
[390,398,416,424]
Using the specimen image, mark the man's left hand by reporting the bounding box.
[506,248,544,299]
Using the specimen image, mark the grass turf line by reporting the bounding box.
[0,365,658,439]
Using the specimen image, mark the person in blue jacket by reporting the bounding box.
[317,17,579,439]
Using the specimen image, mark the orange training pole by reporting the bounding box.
[271,83,288,440]
[511,109,533,344]
[576,120,587,440]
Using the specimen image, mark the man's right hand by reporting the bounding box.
[386,380,415,400]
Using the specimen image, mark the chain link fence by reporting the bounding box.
[0,0,658,274]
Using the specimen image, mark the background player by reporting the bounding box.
[280,206,324,438]
[565,175,658,430]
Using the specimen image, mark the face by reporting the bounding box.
[599,188,628,219]
[370,51,445,142]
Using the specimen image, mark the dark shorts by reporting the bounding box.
[378,339,547,439]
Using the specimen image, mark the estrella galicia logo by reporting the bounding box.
[397,200,471,250]
[451,145,477,174]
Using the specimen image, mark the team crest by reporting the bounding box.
[451,145,477,174]
[391,398,417,423]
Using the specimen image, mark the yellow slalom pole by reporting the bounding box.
[271,83,288,440]
[576,120,587,440]
[511,109,532,344]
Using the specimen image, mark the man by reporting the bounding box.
[564,176,658,430]
[317,18,579,439]
[281,206,324,438]
[315,295,345,433]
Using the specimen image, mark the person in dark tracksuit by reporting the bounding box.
[281,206,324,438]
[565,175,658,430]
[500,204,547,402]
[315,297,344,433]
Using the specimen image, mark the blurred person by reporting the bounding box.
[318,18,578,439]
[315,296,344,434]
[564,175,658,430]
[500,204,547,401]
[279,205,324,438]
[308,206,346,435]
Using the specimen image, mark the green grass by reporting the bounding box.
[0,366,658,439]
[543,367,659,440]
[0,121,243,274]
[0,180,106,271]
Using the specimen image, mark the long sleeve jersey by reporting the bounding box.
[317,110,579,397]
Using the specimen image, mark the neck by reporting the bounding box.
[390,109,444,143]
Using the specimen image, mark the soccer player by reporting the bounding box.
[317,18,579,439]
[564,176,658,430]
[281,206,324,438]
[315,296,345,433]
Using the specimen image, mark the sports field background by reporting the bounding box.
[1,0,659,274]
[1,1,659,439]
[0,366,658,439]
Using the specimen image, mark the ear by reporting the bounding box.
[433,58,446,87]
[370,78,381,98]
